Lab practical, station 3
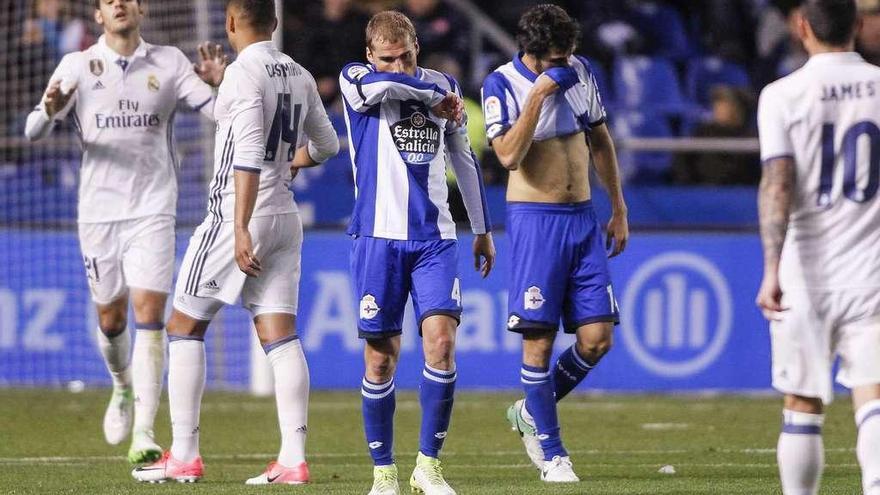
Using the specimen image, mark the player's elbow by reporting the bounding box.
[495,151,520,170]
[307,136,340,164]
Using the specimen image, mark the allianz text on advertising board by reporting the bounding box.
[0,230,771,391]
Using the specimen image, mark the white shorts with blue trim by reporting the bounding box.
[770,286,880,404]
[78,215,176,305]
[173,213,302,321]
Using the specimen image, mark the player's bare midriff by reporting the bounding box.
[505,132,590,203]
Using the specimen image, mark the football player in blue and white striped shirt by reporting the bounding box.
[339,10,494,495]
[482,5,628,484]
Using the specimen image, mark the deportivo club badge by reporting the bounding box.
[89,59,104,76]
[147,75,160,92]
[391,101,440,165]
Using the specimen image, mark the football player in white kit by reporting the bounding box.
[757,1,880,493]
[132,0,338,485]
[24,0,227,464]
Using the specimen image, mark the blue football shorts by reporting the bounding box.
[350,236,462,339]
[506,201,619,333]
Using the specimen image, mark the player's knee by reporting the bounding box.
[424,332,455,361]
[97,308,127,336]
[575,336,612,365]
[366,356,397,382]
[784,394,824,414]
[131,295,165,323]
[365,346,398,381]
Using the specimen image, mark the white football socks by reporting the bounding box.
[856,400,880,495]
[95,326,131,389]
[778,409,824,495]
[168,339,205,463]
[267,338,310,467]
[132,328,166,434]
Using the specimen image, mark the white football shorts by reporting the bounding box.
[770,286,880,404]
[77,215,176,305]
[173,212,302,321]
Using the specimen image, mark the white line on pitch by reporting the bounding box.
[0,447,857,464]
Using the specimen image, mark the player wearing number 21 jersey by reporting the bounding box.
[756,1,880,494]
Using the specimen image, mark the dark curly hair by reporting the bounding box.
[516,4,580,58]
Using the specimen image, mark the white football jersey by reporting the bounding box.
[25,35,215,223]
[207,41,335,223]
[758,52,880,290]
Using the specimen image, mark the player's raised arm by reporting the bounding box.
[339,62,450,113]
[482,72,557,170]
[175,44,227,120]
[24,53,80,142]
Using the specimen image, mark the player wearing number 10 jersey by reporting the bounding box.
[132,0,338,485]
[756,1,880,494]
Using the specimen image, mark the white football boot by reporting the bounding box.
[368,464,401,495]
[541,456,579,483]
[128,429,162,464]
[410,452,455,495]
[103,387,133,445]
[506,399,544,469]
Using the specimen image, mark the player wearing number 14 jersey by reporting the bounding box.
[132,0,338,485]
[756,1,880,494]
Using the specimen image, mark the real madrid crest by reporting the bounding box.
[147,74,160,92]
[89,59,104,77]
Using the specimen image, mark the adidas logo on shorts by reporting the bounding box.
[200,279,220,293]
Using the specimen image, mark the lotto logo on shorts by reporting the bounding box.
[359,294,380,320]
[524,286,545,310]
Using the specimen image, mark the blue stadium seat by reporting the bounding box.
[629,2,692,61]
[686,56,751,107]
[611,110,672,183]
[613,56,687,115]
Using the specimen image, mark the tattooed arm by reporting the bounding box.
[755,157,795,321]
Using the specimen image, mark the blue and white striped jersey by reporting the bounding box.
[339,63,491,241]
[481,54,606,143]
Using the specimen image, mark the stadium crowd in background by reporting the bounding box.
[4,0,880,190]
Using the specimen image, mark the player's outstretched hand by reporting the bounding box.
[43,80,76,118]
[473,233,496,278]
[235,228,262,277]
[605,210,629,258]
[432,93,464,125]
[756,274,788,321]
[194,42,229,87]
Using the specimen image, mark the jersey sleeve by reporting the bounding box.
[302,70,339,163]
[571,56,607,128]
[481,71,518,143]
[25,52,80,141]
[224,65,265,173]
[173,48,215,119]
[444,74,491,234]
[339,62,447,112]
[757,83,794,164]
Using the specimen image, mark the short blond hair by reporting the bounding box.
[366,11,417,49]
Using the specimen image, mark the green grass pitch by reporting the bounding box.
[0,389,863,494]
